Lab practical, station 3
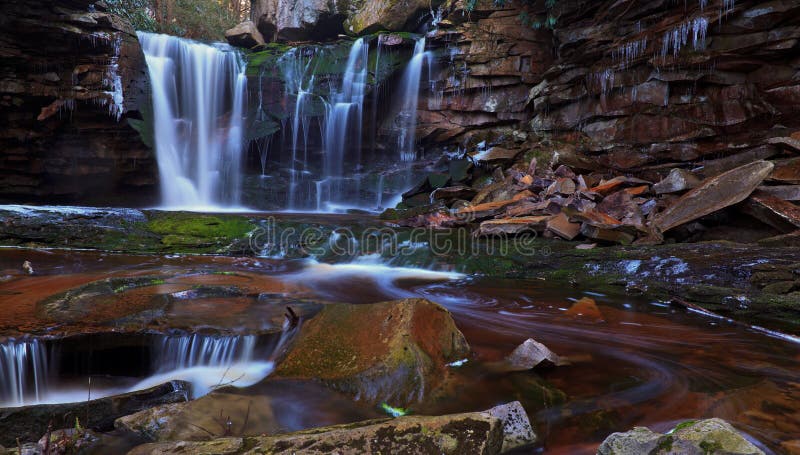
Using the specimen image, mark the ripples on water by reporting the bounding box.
[0,249,797,453]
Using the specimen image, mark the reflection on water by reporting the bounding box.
[0,248,798,453]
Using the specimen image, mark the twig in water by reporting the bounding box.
[285,306,299,329]
[239,400,252,436]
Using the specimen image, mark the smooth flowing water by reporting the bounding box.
[138,32,247,210]
[1,244,797,453]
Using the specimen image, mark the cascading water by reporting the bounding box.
[396,38,427,162]
[0,339,51,407]
[319,38,369,211]
[155,333,256,371]
[138,32,247,210]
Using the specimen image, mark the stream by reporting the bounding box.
[1,244,798,453]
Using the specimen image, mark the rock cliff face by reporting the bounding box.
[420,0,800,181]
[418,0,553,147]
[250,0,443,41]
[0,0,157,205]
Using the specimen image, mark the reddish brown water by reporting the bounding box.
[1,248,798,453]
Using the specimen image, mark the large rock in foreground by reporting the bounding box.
[598,418,764,455]
[0,381,189,446]
[116,393,278,441]
[272,298,470,406]
[127,401,534,454]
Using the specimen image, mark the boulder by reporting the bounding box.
[504,338,566,370]
[345,0,446,35]
[115,393,278,442]
[272,299,470,406]
[250,0,346,41]
[128,401,535,455]
[224,21,265,48]
[0,381,189,446]
[598,418,764,455]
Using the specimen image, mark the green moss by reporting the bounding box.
[670,420,697,433]
[699,440,722,454]
[657,435,674,452]
[147,212,253,239]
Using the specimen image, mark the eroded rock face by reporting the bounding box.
[0,0,157,205]
[417,0,552,147]
[524,0,800,179]
[250,0,349,40]
[250,0,443,40]
[272,298,470,406]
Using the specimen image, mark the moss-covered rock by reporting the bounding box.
[127,401,535,455]
[598,418,764,455]
[273,298,470,406]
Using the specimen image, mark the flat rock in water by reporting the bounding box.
[272,298,469,406]
[505,338,566,370]
[653,161,774,233]
[653,168,701,194]
[565,297,604,321]
[598,418,764,455]
[127,402,536,455]
[0,381,189,446]
[115,393,278,442]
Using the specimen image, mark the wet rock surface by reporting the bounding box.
[0,381,189,447]
[272,298,470,406]
[115,392,279,442]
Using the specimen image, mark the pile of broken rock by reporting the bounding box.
[391,145,800,246]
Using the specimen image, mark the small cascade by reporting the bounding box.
[320,37,369,209]
[0,339,51,407]
[138,32,247,210]
[280,45,319,209]
[396,38,428,162]
[155,333,256,371]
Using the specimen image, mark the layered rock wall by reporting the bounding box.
[0,0,157,205]
[421,0,800,181]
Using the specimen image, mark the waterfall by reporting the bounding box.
[396,38,427,162]
[138,32,247,210]
[0,339,51,407]
[155,333,256,371]
[320,37,369,210]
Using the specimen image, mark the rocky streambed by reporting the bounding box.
[0,223,799,453]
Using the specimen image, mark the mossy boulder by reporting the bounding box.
[598,418,764,455]
[128,401,535,455]
[272,298,470,406]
